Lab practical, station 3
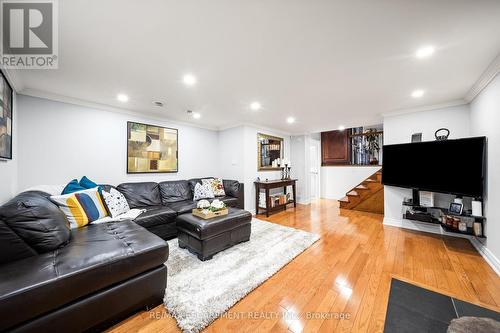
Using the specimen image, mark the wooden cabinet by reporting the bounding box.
[321,130,350,165]
[255,179,297,217]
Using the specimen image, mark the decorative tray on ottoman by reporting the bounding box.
[192,208,229,219]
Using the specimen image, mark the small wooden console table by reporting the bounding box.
[255,179,297,217]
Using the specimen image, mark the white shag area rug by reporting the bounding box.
[164,218,320,333]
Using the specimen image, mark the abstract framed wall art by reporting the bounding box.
[0,70,13,160]
[127,121,178,173]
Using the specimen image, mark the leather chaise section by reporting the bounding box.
[9,266,167,333]
[0,221,168,332]
[0,219,37,265]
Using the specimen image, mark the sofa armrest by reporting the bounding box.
[223,180,245,209]
[236,183,244,209]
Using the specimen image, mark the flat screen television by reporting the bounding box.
[382,137,486,198]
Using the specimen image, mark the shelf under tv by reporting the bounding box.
[440,223,486,238]
[403,211,440,224]
[402,202,487,220]
[402,201,486,238]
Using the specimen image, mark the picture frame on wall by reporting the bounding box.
[257,133,283,171]
[411,133,422,143]
[127,121,178,173]
[0,70,13,160]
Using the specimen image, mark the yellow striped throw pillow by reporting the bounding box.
[50,188,108,228]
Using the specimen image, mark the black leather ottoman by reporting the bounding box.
[175,208,252,260]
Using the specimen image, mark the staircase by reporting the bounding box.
[339,170,384,214]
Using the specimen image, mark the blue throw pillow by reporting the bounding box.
[79,176,98,189]
[61,179,87,195]
[79,176,102,194]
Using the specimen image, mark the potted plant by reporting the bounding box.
[208,199,226,212]
[364,128,381,165]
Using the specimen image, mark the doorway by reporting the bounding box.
[310,139,321,200]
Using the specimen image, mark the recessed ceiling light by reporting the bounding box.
[117,94,128,102]
[411,89,425,98]
[192,112,201,119]
[250,102,261,111]
[338,125,345,131]
[183,74,197,86]
[416,46,435,59]
[286,117,296,124]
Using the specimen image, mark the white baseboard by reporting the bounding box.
[470,238,500,276]
[383,217,469,239]
[384,217,499,276]
[383,217,441,233]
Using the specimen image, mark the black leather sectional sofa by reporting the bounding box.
[0,178,244,332]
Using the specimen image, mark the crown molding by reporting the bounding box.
[309,118,383,135]
[382,99,467,118]
[380,51,500,118]
[217,122,246,131]
[218,122,293,137]
[465,52,500,103]
[18,88,221,132]
[19,88,296,136]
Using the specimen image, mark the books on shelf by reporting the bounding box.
[259,193,291,208]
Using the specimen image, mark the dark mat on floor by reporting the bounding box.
[383,279,500,333]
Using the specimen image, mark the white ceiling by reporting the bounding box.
[9,0,500,134]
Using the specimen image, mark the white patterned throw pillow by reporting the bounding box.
[102,188,130,218]
[202,178,226,197]
[193,182,215,201]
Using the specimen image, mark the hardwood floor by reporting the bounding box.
[108,199,500,333]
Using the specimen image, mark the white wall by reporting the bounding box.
[0,93,17,204]
[217,125,291,213]
[383,105,471,145]
[470,72,500,269]
[383,104,471,222]
[16,95,220,190]
[217,126,245,182]
[321,166,381,200]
